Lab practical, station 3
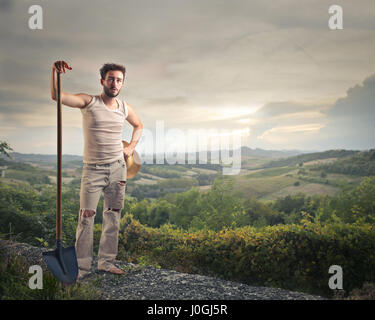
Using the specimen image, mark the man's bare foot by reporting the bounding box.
[108,267,125,275]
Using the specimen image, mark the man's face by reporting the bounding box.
[101,70,124,98]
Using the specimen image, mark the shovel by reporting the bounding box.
[42,71,78,284]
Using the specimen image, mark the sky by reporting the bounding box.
[1,0,375,156]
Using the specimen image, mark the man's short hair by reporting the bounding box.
[100,63,126,80]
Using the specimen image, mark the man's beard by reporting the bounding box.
[103,86,120,98]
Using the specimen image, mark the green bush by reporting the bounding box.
[119,214,375,298]
[0,249,101,300]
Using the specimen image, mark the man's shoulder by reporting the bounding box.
[81,93,95,102]
[79,94,97,109]
[76,94,98,112]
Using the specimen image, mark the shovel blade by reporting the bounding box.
[42,246,78,284]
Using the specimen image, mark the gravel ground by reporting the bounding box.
[0,240,326,300]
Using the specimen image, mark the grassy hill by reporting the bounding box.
[310,149,375,176]
[229,149,375,202]
[260,149,359,169]
[1,148,372,201]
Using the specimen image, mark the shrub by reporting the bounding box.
[0,249,101,300]
[119,214,375,298]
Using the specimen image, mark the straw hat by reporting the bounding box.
[122,140,141,179]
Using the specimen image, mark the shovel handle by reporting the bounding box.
[56,71,62,241]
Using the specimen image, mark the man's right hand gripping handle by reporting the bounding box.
[53,60,72,74]
[50,60,90,108]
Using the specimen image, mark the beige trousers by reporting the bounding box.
[75,158,126,276]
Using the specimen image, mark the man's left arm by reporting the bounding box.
[124,103,143,159]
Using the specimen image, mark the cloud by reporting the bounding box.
[244,73,375,150]
[326,74,375,118]
[257,123,324,139]
[1,1,375,153]
[246,100,328,147]
[319,73,375,149]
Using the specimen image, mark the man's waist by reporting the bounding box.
[83,157,124,168]
[83,152,123,165]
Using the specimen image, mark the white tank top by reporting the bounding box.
[80,95,128,164]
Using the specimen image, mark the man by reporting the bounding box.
[50,60,143,278]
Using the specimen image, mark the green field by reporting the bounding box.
[232,174,298,199]
[230,163,361,202]
[1,149,372,202]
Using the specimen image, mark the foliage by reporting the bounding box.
[310,149,375,176]
[0,140,13,159]
[119,214,375,298]
[271,177,375,225]
[131,199,174,228]
[5,169,51,185]
[130,176,283,231]
[0,180,79,247]
[1,149,375,299]
[0,248,101,300]
[129,177,199,200]
[196,173,216,186]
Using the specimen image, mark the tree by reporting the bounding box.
[240,196,282,227]
[339,176,375,223]
[130,199,151,225]
[0,141,13,159]
[148,200,174,228]
[169,188,201,229]
[197,177,241,231]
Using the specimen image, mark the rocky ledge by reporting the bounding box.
[0,240,325,300]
